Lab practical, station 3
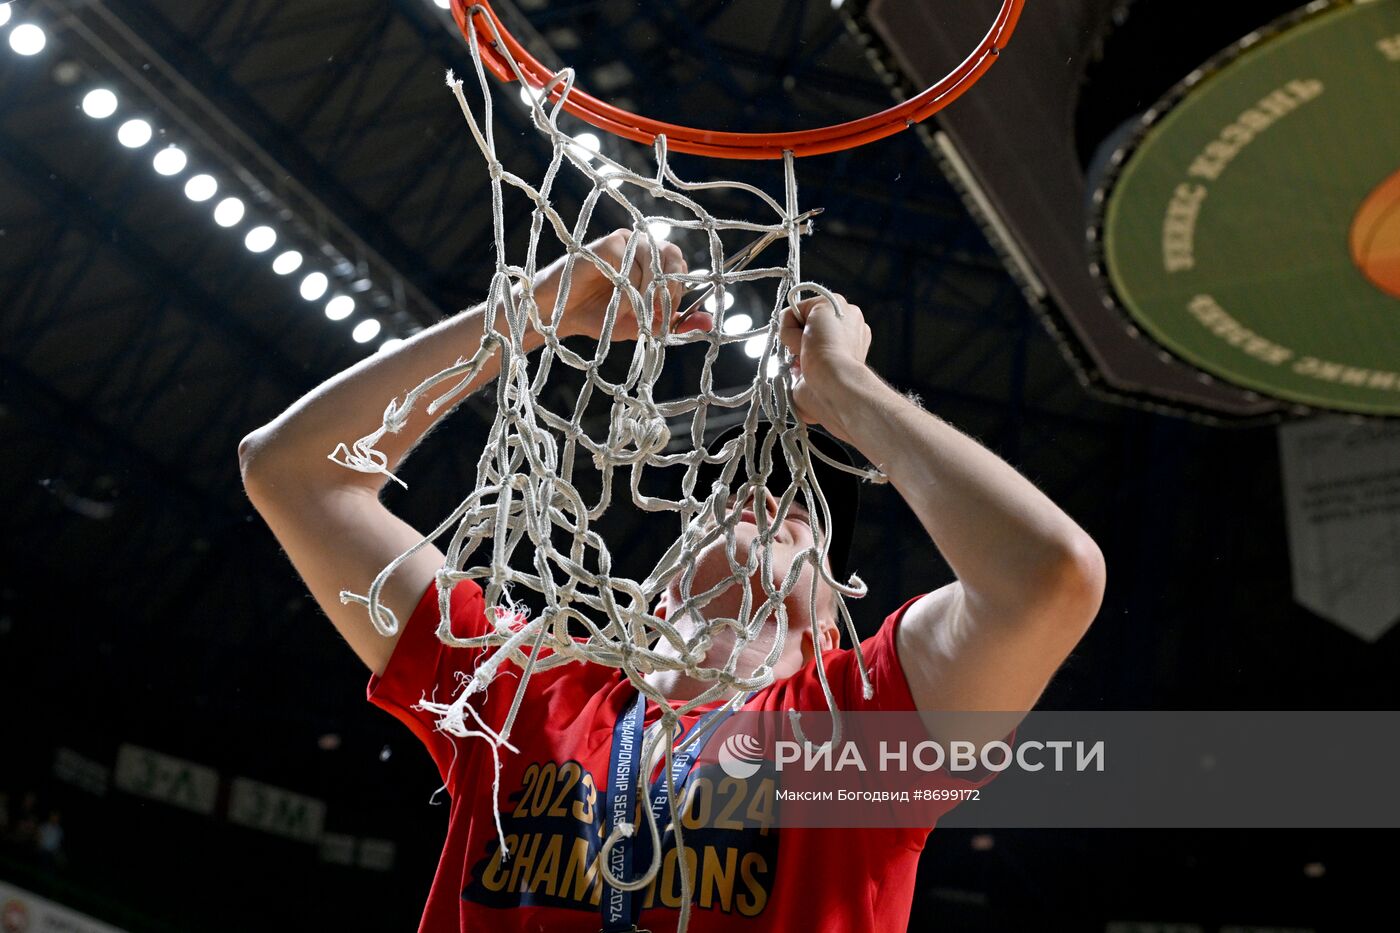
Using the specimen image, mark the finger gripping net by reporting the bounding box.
[332,10,882,920]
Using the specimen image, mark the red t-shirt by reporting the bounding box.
[368,581,999,932]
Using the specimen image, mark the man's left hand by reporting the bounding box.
[778,292,872,442]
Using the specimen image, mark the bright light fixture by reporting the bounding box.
[766,355,782,378]
[433,0,451,8]
[596,163,625,189]
[81,88,119,119]
[9,23,47,57]
[568,132,602,161]
[518,84,545,107]
[184,173,217,202]
[116,118,153,149]
[300,271,329,301]
[743,335,766,359]
[244,226,277,253]
[705,290,736,314]
[721,312,753,336]
[152,146,188,176]
[324,295,355,321]
[647,221,672,242]
[378,337,405,353]
[352,319,382,343]
[272,250,304,275]
[213,197,245,227]
[0,5,11,28]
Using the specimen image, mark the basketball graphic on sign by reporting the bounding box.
[1351,169,1400,300]
[1097,0,1400,414]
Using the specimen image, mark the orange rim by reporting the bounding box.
[450,0,1025,160]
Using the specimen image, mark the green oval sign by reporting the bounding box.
[1101,0,1400,415]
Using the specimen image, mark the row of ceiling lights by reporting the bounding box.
[3,6,403,353]
[5,1,780,366]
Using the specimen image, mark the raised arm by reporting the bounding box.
[238,230,697,676]
[779,293,1105,736]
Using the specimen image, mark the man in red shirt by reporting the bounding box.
[239,230,1105,931]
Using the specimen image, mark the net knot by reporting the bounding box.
[611,409,670,463]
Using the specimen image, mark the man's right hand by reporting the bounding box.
[536,228,713,342]
[240,228,711,678]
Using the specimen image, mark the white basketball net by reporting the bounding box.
[330,10,881,919]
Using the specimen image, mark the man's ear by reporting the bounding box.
[797,627,817,667]
[797,623,837,667]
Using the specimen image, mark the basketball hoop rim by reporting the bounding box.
[449,0,1025,160]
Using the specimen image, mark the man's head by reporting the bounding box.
[655,425,860,680]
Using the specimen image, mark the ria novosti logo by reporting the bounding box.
[718,732,765,779]
[713,727,1103,779]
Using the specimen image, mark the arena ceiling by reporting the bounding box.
[1,1,1393,930]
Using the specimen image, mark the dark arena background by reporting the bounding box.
[3,1,1399,930]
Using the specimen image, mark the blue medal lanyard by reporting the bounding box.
[601,689,752,933]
